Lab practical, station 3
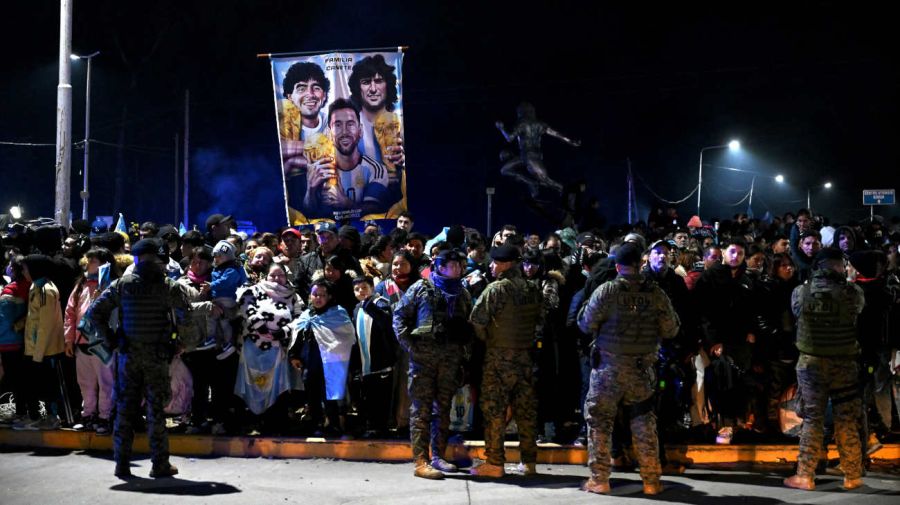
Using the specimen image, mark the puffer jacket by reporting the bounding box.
[24,279,65,362]
[64,278,100,345]
[0,281,29,351]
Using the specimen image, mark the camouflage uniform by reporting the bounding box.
[393,276,473,464]
[470,268,543,467]
[791,268,865,480]
[90,263,192,471]
[578,273,679,487]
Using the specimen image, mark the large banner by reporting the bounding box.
[271,50,407,224]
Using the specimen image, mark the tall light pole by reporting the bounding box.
[71,51,100,221]
[807,181,832,211]
[54,0,73,228]
[697,139,740,218]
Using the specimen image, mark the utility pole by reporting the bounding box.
[174,133,179,223]
[54,0,73,227]
[183,89,190,227]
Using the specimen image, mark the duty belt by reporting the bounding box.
[594,349,657,370]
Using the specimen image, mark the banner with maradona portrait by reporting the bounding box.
[270,49,407,224]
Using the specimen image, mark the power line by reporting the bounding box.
[0,140,56,147]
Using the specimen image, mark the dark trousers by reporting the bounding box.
[1,350,27,417]
[182,349,239,427]
[21,355,62,420]
[361,371,394,432]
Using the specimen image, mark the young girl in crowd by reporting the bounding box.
[13,255,65,430]
[64,247,119,434]
[291,279,356,437]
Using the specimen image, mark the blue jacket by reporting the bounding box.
[211,261,247,300]
[0,289,27,351]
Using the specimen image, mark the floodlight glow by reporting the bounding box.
[824,182,832,189]
[9,206,22,219]
[728,140,741,151]
[775,174,785,183]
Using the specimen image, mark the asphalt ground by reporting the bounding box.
[1,446,897,505]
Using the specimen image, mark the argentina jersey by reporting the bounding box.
[336,155,390,205]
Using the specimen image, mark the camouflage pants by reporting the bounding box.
[480,348,538,465]
[584,352,660,483]
[408,340,463,462]
[795,354,862,479]
[114,350,172,467]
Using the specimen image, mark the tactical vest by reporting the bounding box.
[593,277,663,355]
[486,276,542,349]
[795,272,860,357]
[409,280,470,343]
[116,274,177,346]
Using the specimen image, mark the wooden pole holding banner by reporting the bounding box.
[256,46,409,59]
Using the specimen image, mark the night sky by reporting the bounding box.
[1,1,896,235]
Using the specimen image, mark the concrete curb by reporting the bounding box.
[1,428,898,464]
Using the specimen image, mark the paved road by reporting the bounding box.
[1,447,897,504]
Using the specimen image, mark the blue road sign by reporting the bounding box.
[863,189,895,206]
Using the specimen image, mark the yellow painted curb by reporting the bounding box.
[1,428,898,464]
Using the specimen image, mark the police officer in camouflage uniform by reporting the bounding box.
[577,243,679,495]
[469,244,543,478]
[393,249,473,480]
[90,238,192,479]
[784,248,865,491]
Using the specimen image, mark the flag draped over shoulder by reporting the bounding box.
[297,305,356,400]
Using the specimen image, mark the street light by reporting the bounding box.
[775,174,785,184]
[697,139,741,217]
[807,181,833,210]
[9,206,23,220]
[71,51,100,221]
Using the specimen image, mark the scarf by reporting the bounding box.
[260,280,295,301]
[2,279,31,301]
[431,271,462,318]
[187,269,210,285]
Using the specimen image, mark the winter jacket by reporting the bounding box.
[693,263,756,351]
[352,295,398,375]
[64,278,100,345]
[0,281,29,351]
[24,279,65,362]
[293,247,362,299]
[211,261,248,300]
[754,275,800,362]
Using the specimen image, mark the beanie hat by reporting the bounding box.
[687,215,703,228]
[212,240,236,262]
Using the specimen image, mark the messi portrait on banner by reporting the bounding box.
[271,51,407,224]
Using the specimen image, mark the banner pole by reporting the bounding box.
[257,46,409,59]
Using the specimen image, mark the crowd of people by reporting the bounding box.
[1,207,899,491]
